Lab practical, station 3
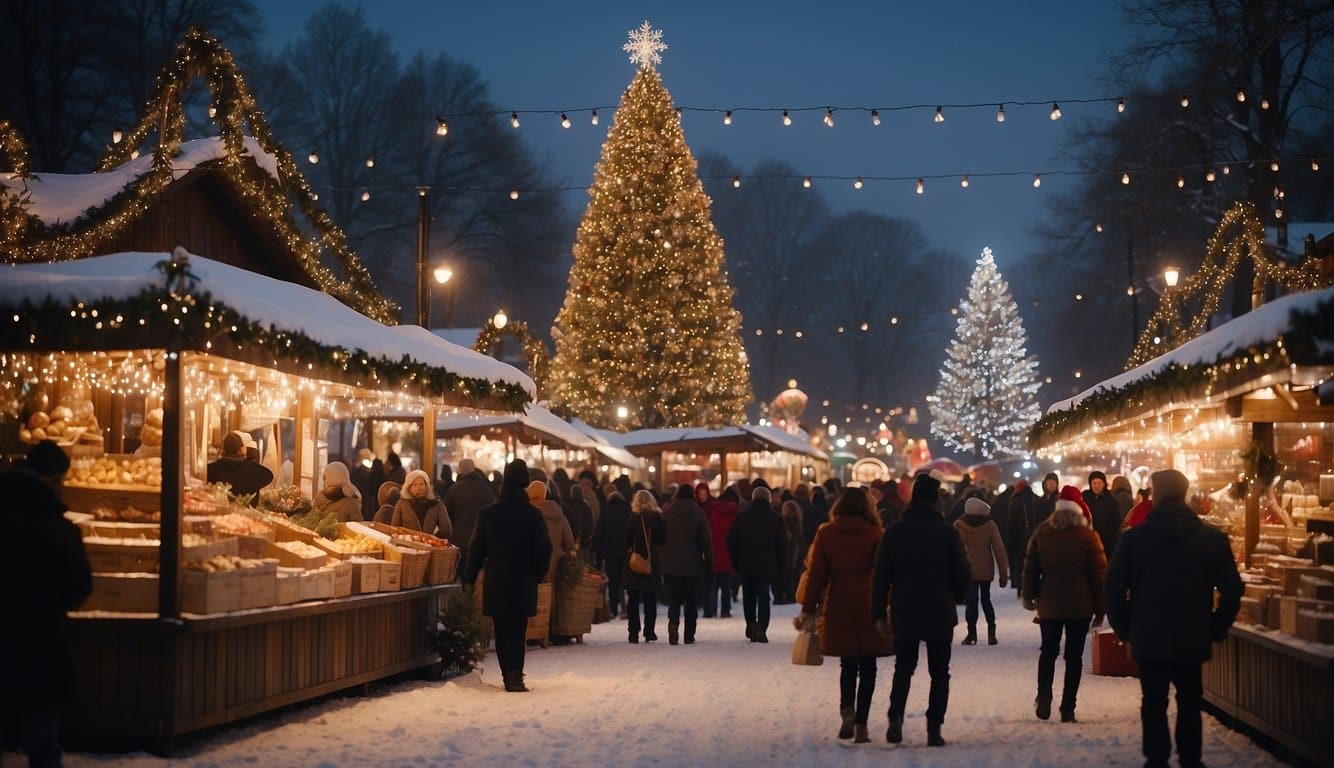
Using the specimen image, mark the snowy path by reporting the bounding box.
[51,592,1282,768]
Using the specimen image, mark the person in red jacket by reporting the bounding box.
[703,485,740,618]
[1059,485,1092,527]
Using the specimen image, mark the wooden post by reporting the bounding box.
[422,402,437,482]
[718,450,728,491]
[294,391,317,496]
[1245,422,1274,568]
[158,350,183,619]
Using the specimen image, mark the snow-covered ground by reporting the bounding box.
[37,593,1282,768]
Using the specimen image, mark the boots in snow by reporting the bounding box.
[502,670,529,693]
[926,722,945,747]
[1035,693,1052,720]
[838,708,855,739]
[988,625,998,645]
[853,724,870,744]
[886,718,903,744]
[962,626,978,645]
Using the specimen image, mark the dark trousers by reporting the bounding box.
[491,613,527,674]
[1138,659,1204,767]
[665,575,699,639]
[964,581,996,630]
[626,588,657,638]
[840,656,877,726]
[703,572,733,617]
[887,622,953,725]
[1038,618,1090,714]
[4,705,61,768]
[740,573,772,631]
[601,557,624,615]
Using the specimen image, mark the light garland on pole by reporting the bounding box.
[472,317,551,398]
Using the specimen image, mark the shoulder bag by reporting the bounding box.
[628,515,652,575]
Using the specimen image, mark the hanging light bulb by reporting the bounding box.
[1126,284,1135,296]
[871,109,880,126]
[723,110,732,125]
[1177,175,1185,189]
[1270,160,1279,172]
[591,110,599,125]
[1260,98,1270,110]
[1180,95,1190,108]
[509,189,519,200]
[802,176,812,188]
[1032,174,1042,188]
[208,105,217,119]
[960,175,970,188]
[112,129,123,144]
[1275,206,1285,220]
[916,177,925,195]
[782,109,792,126]
[560,113,571,128]
[1205,169,1216,182]
[934,106,945,123]
[1116,98,1126,113]
[853,177,864,190]
[360,191,370,202]
[731,175,741,189]
[129,149,139,160]
[1050,102,1062,120]
[308,151,319,164]
[435,116,449,136]
[860,322,869,332]
[1121,171,1131,185]
[510,112,520,128]
[995,104,1005,122]
[1313,158,1321,172]
[1095,223,1103,233]
[365,157,375,168]
[1222,165,1231,175]
[823,108,835,127]
[890,316,899,325]
[1236,87,1246,102]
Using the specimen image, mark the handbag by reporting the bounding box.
[791,626,823,666]
[628,516,652,575]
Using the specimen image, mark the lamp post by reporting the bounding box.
[415,187,431,327]
[1163,265,1180,288]
[490,310,508,359]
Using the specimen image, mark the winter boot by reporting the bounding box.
[1035,693,1052,720]
[853,724,870,744]
[755,628,769,643]
[627,631,639,644]
[1060,709,1077,723]
[502,671,529,693]
[838,708,856,739]
[668,621,680,645]
[926,722,945,747]
[962,626,977,645]
[745,623,756,642]
[987,625,998,645]
[886,718,903,744]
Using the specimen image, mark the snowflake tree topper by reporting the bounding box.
[624,21,667,69]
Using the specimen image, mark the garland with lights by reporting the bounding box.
[0,30,397,324]
[473,318,550,398]
[1126,201,1329,369]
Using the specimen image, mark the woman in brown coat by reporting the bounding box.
[1021,486,1108,723]
[795,487,892,744]
[954,497,1009,645]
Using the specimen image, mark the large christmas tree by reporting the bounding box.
[930,247,1042,459]
[549,23,752,429]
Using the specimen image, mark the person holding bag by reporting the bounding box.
[624,490,666,643]
[795,487,892,744]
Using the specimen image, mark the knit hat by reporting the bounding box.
[402,469,434,500]
[377,481,401,507]
[322,461,361,499]
[752,486,772,503]
[26,439,70,478]
[964,497,990,517]
[502,459,530,492]
[1042,472,1060,491]
[912,473,942,502]
[1150,469,1190,502]
[1056,484,1090,524]
[1088,470,1108,487]
[527,480,548,504]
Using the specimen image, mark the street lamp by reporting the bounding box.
[1163,266,1181,288]
[616,405,629,421]
[492,310,508,330]
[433,265,453,285]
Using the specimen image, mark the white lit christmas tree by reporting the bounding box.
[548,22,752,429]
[930,247,1041,459]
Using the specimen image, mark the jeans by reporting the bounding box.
[740,574,772,632]
[601,557,624,616]
[840,656,877,725]
[1138,659,1204,767]
[626,588,657,639]
[703,572,733,617]
[492,613,527,674]
[964,581,996,630]
[665,575,699,640]
[887,622,953,725]
[1037,618,1090,714]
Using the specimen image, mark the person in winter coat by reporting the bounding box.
[624,489,667,643]
[563,483,595,563]
[391,469,452,538]
[314,462,363,523]
[464,459,552,692]
[808,485,829,538]
[551,467,573,506]
[1105,469,1242,768]
[795,487,892,744]
[877,480,906,527]
[1110,475,1135,523]
[593,490,632,617]
[1084,471,1122,559]
[529,481,574,583]
[871,473,971,748]
[373,481,401,524]
[1124,494,1153,530]
[793,483,816,544]
[385,451,407,486]
[703,486,740,618]
[1059,484,1092,526]
[660,484,712,644]
[350,448,376,519]
[727,486,788,643]
[1034,472,1060,528]
[987,482,1014,554]
[1022,485,1108,723]
[954,497,1009,645]
[779,500,805,604]
[1006,479,1039,596]
[207,431,274,501]
[435,463,454,500]
[443,458,496,575]
[0,441,91,768]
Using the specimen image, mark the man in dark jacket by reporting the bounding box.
[871,473,971,748]
[464,459,552,693]
[444,458,497,576]
[1105,469,1242,768]
[563,484,595,563]
[0,440,92,767]
[1083,470,1122,559]
[206,431,273,502]
[1005,479,1038,596]
[988,482,1014,556]
[660,484,712,644]
[727,486,787,643]
[593,491,632,618]
[1033,472,1060,529]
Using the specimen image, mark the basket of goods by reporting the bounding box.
[180,555,268,614]
[183,483,231,515]
[271,539,332,570]
[324,532,383,559]
[67,456,162,489]
[550,555,607,640]
[359,522,456,583]
[211,511,275,557]
[260,485,313,517]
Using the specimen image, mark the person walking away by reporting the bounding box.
[876,480,906,527]
[0,441,91,768]
[1006,479,1039,596]
[435,463,454,500]
[703,486,740,618]
[794,483,817,545]
[1110,475,1134,524]
[624,490,667,642]
[393,469,451,538]
[350,449,375,519]
[660,484,712,644]
[871,472,969,747]
[987,481,1014,558]
[954,497,1009,645]
[385,451,407,485]
[563,483,595,563]
[779,500,805,604]
[1084,471,1122,559]
[207,431,274,502]
[1021,485,1108,723]
[464,460,552,692]
[529,481,574,583]
[1105,470,1241,768]
[796,487,892,744]
[444,458,496,576]
[727,486,787,643]
[1124,489,1152,530]
[314,462,363,523]
[594,490,632,618]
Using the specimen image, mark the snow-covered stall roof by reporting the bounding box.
[1,137,278,226]
[0,251,534,404]
[436,405,642,467]
[611,424,828,460]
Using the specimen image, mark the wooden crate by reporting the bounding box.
[298,568,336,602]
[1279,596,1334,635]
[236,534,270,559]
[182,536,238,562]
[426,546,461,585]
[63,484,160,518]
[380,561,402,592]
[181,569,241,614]
[331,561,353,598]
[84,539,160,573]
[267,540,332,570]
[350,558,381,594]
[383,542,430,589]
[275,567,302,605]
[239,559,279,610]
[1295,610,1334,643]
[269,516,319,543]
[77,520,159,539]
[81,573,158,613]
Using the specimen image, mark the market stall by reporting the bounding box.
[607,424,828,490]
[1029,285,1334,764]
[434,402,641,478]
[0,251,533,753]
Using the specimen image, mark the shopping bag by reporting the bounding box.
[791,628,823,666]
[1091,629,1139,677]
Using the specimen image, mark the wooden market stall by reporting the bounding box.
[608,424,829,490]
[1029,285,1334,765]
[0,252,534,753]
[435,402,641,478]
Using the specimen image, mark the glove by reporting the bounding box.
[1022,597,1036,611]
[1092,613,1105,628]
[793,612,814,631]
[874,619,891,638]
[999,576,1008,589]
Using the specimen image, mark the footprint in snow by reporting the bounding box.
[387,726,406,737]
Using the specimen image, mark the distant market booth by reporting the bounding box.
[608,424,829,490]
[434,402,641,477]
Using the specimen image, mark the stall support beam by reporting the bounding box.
[1244,421,1274,568]
[159,351,183,618]
[719,450,728,490]
[295,392,317,496]
[422,403,437,481]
